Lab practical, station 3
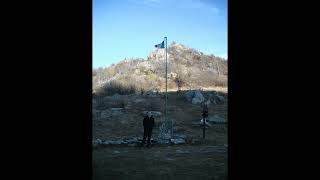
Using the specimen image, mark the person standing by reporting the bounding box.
[202,104,209,139]
[142,112,155,148]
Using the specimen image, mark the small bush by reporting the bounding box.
[96,80,137,97]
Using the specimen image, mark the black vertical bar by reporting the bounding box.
[203,116,205,139]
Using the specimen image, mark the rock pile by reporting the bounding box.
[93,134,189,146]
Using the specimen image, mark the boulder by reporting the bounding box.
[216,94,225,102]
[170,138,186,144]
[185,90,194,102]
[142,111,162,117]
[191,90,205,104]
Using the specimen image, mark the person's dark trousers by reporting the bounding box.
[142,127,153,147]
[147,128,153,147]
[142,127,148,144]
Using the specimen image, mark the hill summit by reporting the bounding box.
[93,41,227,95]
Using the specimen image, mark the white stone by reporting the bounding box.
[200,118,212,126]
[142,111,162,117]
[170,138,186,144]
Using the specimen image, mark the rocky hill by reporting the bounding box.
[93,41,227,96]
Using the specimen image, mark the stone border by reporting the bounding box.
[93,136,192,147]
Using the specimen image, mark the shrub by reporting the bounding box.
[95,80,137,97]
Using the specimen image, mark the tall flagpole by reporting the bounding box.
[164,37,168,131]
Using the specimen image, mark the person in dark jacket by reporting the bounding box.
[142,111,155,147]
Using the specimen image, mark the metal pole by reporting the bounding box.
[165,37,168,129]
[164,37,172,137]
[203,116,205,139]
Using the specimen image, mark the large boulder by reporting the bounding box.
[185,90,195,102]
[216,94,225,102]
[185,90,206,104]
[208,92,225,104]
[191,90,205,104]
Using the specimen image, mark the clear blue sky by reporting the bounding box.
[93,0,227,68]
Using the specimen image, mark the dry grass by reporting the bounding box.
[93,144,227,180]
[93,90,227,180]
[93,90,227,139]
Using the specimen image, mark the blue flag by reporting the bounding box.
[155,41,165,48]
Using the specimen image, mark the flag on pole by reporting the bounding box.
[155,41,165,48]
